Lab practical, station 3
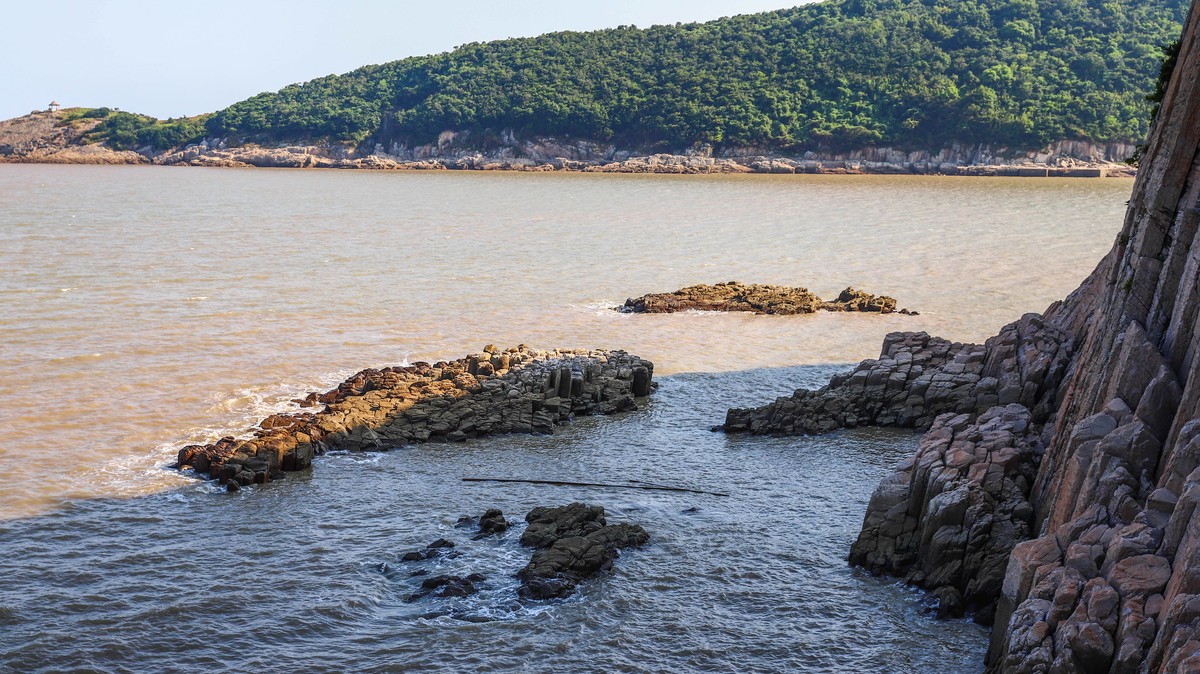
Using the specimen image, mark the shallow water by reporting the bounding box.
[0,166,1132,671]
[0,366,990,673]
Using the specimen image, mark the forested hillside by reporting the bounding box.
[102,0,1190,154]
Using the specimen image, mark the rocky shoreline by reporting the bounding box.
[620,282,910,315]
[724,7,1200,671]
[0,110,1135,177]
[174,346,655,491]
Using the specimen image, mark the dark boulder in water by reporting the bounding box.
[520,503,608,548]
[406,574,483,601]
[516,503,649,600]
[478,509,509,536]
[401,538,458,562]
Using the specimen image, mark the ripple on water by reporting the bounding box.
[0,367,985,673]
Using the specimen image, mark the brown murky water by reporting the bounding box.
[0,165,1130,672]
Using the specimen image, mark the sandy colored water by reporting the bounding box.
[0,165,1129,519]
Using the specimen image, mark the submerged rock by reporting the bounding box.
[174,346,655,490]
[400,538,459,562]
[405,573,488,602]
[619,281,906,315]
[516,503,649,600]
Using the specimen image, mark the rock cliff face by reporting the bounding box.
[722,3,1200,670]
[0,110,1134,176]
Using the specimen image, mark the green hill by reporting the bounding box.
[104,0,1190,154]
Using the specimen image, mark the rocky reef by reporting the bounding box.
[620,282,908,315]
[175,346,655,490]
[725,5,1200,671]
[392,504,648,605]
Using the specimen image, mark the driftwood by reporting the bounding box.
[462,477,730,497]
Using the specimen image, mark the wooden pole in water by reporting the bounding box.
[461,477,729,497]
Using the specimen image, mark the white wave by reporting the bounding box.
[47,352,108,364]
[82,367,359,495]
[569,299,630,317]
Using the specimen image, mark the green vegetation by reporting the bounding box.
[72,109,211,151]
[206,0,1186,153]
[1149,39,1183,120]
[1126,39,1181,166]
[74,0,1192,153]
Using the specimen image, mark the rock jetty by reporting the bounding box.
[620,282,909,315]
[175,346,655,490]
[725,8,1200,671]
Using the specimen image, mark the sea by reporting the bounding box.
[0,165,1131,672]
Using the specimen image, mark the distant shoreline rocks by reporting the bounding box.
[0,111,1135,177]
[174,346,655,491]
[619,282,916,316]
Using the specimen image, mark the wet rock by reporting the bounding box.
[175,346,655,487]
[401,538,458,561]
[850,404,1040,619]
[619,281,905,315]
[405,574,482,601]
[515,503,648,600]
[478,509,509,536]
[520,503,607,547]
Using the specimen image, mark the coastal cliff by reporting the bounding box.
[726,2,1200,670]
[0,112,1137,176]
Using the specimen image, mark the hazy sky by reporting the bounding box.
[1,1,814,121]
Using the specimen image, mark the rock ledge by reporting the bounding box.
[175,346,655,490]
[620,282,911,315]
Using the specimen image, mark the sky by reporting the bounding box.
[0,1,815,121]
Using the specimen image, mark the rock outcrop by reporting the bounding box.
[175,346,655,490]
[620,282,907,315]
[393,504,647,605]
[0,111,147,165]
[725,4,1200,671]
[516,503,649,600]
[722,313,1072,435]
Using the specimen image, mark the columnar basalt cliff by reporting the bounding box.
[175,346,654,490]
[725,3,1200,670]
